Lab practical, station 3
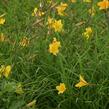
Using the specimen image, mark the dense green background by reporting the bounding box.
[0,0,109,109]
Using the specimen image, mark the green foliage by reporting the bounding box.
[0,0,109,109]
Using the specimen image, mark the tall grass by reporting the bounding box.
[0,0,109,109]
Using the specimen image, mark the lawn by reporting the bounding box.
[0,0,109,109]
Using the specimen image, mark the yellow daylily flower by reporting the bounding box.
[56,83,66,94]
[97,0,109,10]
[3,65,12,78]
[0,17,5,25]
[52,19,63,32]
[82,27,93,40]
[75,75,89,88]
[56,2,68,16]
[47,17,63,32]
[49,38,61,56]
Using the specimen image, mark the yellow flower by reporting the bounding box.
[52,20,63,32]
[97,0,109,10]
[86,27,92,33]
[71,0,76,3]
[0,33,5,42]
[88,7,96,16]
[82,27,93,40]
[3,65,12,78]
[49,38,61,56]
[47,17,63,32]
[19,37,29,47]
[15,83,24,95]
[56,83,66,94]
[83,0,92,2]
[75,75,89,88]
[0,65,12,78]
[56,2,68,16]
[0,17,5,25]
[26,100,36,107]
